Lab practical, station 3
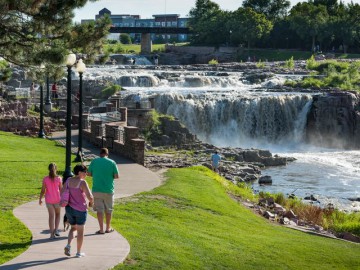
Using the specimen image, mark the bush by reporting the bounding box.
[120,34,132,45]
[300,77,325,88]
[97,84,121,99]
[256,60,265,68]
[313,60,349,73]
[284,56,295,69]
[208,59,218,65]
[306,55,318,70]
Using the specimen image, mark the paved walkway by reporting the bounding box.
[0,130,161,270]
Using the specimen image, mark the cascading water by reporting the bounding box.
[154,93,313,148]
[82,66,360,211]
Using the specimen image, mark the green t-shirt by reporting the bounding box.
[88,157,119,193]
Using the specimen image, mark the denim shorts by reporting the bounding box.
[65,205,87,225]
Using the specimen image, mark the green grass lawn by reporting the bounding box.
[0,131,68,264]
[237,49,360,62]
[112,167,360,270]
[0,131,359,269]
[104,43,166,54]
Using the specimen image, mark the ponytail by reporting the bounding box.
[48,163,57,180]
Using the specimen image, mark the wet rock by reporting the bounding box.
[304,195,318,202]
[336,232,360,243]
[284,210,297,219]
[263,211,275,219]
[280,217,290,225]
[259,175,272,185]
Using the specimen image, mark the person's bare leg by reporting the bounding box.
[97,211,104,233]
[47,206,55,237]
[68,225,76,246]
[54,207,61,232]
[76,225,84,254]
[105,212,112,231]
[65,225,76,256]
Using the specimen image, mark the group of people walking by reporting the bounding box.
[38,148,119,258]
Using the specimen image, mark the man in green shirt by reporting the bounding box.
[88,148,119,234]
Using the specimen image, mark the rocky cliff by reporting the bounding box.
[306,92,360,148]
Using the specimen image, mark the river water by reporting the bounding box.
[84,66,360,211]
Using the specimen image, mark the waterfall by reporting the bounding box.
[153,93,313,148]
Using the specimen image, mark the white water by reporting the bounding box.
[85,66,360,211]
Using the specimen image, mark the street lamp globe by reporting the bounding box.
[65,53,76,67]
[76,59,86,73]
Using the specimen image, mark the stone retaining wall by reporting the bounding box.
[83,118,145,165]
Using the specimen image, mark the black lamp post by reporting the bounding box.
[38,83,45,138]
[63,53,76,180]
[44,75,52,113]
[74,59,86,162]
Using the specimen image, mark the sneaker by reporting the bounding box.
[55,230,60,237]
[64,245,71,256]
[75,252,85,258]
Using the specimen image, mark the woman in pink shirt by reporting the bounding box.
[39,163,63,239]
[63,164,94,258]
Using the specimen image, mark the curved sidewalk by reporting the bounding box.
[0,131,161,270]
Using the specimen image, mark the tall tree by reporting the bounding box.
[312,0,339,16]
[188,0,226,45]
[331,2,360,53]
[228,7,273,49]
[0,0,110,70]
[242,0,291,21]
[288,2,329,51]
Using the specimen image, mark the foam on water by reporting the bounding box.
[86,66,360,211]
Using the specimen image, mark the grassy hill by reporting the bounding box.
[112,167,360,270]
[0,131,359,269]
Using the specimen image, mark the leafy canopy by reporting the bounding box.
[0,0,111,71]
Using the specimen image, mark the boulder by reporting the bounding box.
[259,175,272,185]
[263,211,275,219]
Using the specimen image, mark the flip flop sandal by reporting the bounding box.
[95,230,105,234]
[105,228,115,233]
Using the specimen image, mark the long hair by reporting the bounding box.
[48,163,57,180]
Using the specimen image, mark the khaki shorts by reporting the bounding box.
[46,203,60,209]
[93,192,114,214]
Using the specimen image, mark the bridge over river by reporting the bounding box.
[109,26,190,54]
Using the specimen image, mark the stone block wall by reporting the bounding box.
[127,108,153,131]
[84,119,145,165]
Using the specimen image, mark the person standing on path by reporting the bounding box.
[88,148,119,234]
[63,164,94,258]
[39,163,63,239]
[211,151,221,173]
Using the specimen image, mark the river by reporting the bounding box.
[83,66,360,211]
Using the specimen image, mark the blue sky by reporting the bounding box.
[74,0,354,22]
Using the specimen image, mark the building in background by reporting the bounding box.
[82,8,189,43]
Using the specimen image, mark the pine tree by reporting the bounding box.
[0,0,111,69]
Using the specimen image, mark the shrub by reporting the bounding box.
[301,77,325,88]
[120,33,132,44]
[306,55,318,70]
[256,60,265,68]
[284,56,295,69]
[315,60,349,73]
[208,59,218,65]
[97,84,121,99]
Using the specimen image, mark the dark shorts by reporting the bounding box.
[65,205,87,225]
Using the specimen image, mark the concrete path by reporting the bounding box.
[0,130,161,270]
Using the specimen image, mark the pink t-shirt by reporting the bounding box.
[43,176,62,204]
